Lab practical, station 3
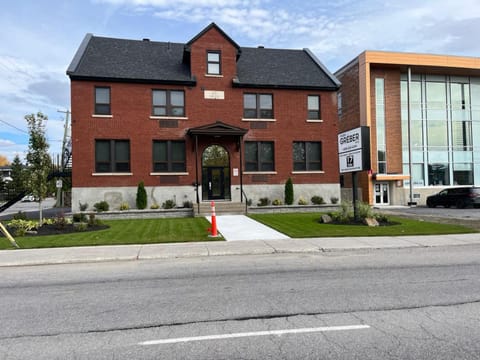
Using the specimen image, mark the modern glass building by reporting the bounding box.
[401,74,480,187]
[336,51,480,206]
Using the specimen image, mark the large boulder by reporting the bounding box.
[364,217,379,227]
[320,214,332,224]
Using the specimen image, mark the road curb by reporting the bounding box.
[1,234,480,267]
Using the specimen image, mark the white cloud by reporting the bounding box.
[95,0,480,70]
[0,53,69,161]
[96,0,245,6]
[0,139,15,147]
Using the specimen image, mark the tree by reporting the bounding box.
[9,154,26,194]
[0,155,9,166]
[136,181,147,209]
[284,177,294,205]
[25,112,51,223]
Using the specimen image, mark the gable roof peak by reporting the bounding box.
[186,22,241,51]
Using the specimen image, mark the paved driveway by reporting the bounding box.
[377,205,480,230]
[0,198,68,220]
[379,205,480,219]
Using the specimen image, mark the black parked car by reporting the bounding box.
[426,187,480,208]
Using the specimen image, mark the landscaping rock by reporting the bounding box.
[320,214,332,224]
[364,217,379,227]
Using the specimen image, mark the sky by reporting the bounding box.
[1,0,480,163]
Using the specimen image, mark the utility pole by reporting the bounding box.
[56,109,71,207]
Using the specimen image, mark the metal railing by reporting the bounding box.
[241,188,249,214]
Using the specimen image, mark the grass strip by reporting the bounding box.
[249,213,476,238]
[0,217,220,250]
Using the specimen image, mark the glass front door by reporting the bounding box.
[374,182,389,205]
[207,167,225,199]
[202,145,230,200]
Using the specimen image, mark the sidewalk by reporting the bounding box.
[1,233,479,267]
[207,215,290,241]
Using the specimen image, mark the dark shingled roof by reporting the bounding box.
[67,28,339,90]
[67,36,194,84]
[235,47,338,89]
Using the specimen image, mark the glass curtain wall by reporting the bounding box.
[375,78,387,173]
[401,75,479,187]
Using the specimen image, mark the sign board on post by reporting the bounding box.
[338,127,371,173]
[338,126,371,221]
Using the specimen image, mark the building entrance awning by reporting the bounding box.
[373,173,410,181]
[187,121,248,137]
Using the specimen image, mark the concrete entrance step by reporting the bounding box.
[195,202,247,216]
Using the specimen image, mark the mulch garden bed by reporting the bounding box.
[7,223,110,237]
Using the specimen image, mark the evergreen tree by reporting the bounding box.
[9,154,26,194]
[285,177,294,205]
[136,181,147,209]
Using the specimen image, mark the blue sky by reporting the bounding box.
[1,0,480,161]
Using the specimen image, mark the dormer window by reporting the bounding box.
[207,51,221,75]
[307,95,321,120]
[95,86,111,115]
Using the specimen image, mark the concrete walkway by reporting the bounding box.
[207,215,290,241]
[1,233,480,267]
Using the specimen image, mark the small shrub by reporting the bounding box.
[357,201,375,219]
[73,213,87,223]
[13,211,27,220]
[330,196,339,204]
[136,181,147,210]
[258,197,271,206]
[42,218,54,225]
[182,200,193,208]
[119,202,130,211]
[88,213,97,226]
[150,203,160,209]
[162,199,176,209]
[329,201,354,224]
[74,222,88,232]
[298,197,308,205]
[246,198,253,206]
[311,196,325,205]
[94,201,109,212]
[8,219,38,237]
[328,201,378,224]
[284,178,294,205]
[54,212,68,230]
[79,201,88,211]
[375,213,390,224]
[272,199,283,206]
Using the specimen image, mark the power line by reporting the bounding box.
[0,119,28,134]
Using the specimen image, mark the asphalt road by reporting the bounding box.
[1,245,479,359]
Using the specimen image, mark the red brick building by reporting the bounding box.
[336,51,480,205]
[67,23,340,212]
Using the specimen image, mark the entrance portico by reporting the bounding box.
[187,121,248,204]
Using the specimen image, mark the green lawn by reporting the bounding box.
[1,212,476,250]
[0,217,220,250]
[249,212,476,238]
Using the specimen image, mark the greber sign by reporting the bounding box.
[338,127,370,173]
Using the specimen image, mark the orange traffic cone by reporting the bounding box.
[208,201,219,237]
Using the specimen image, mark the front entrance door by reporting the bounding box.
[202,145,231,200]
[207,167,225,199]
[374,182,389,205]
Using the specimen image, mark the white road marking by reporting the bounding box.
[139,324,370,346]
